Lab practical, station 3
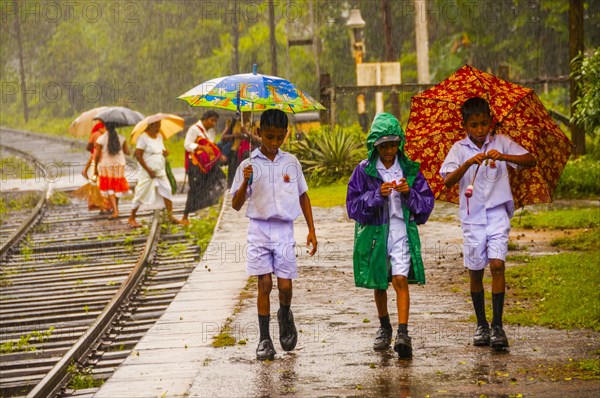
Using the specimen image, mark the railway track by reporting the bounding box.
[1,129,212,398]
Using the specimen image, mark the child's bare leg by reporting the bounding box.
[391,275,409,325]
[489,259,505,293]
[374,289,388,318]
[469,269,485,292]
[277,278,292,306]
[257,274,273,315]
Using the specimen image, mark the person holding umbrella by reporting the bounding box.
[440,97,536,350]
[93,121,131,219]
[128,121,180,227]
[231,109,318,361]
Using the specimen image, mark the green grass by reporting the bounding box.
[0,192,39,216]
[512,208,600,230]
[164,136,186,168]
[505,252,600,331]
[555,156,600,199]
[308,182,347,208]
[550,228,600,251]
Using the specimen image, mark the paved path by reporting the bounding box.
[95,201,599,397]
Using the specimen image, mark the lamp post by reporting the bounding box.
[346,8,369,132]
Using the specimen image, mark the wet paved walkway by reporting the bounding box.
[95,199,600,397]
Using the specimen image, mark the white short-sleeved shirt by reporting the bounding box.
[136,133,165,174]
[183,120,216,153]
[375,157,404,221]
[230,148,308,221]
[440,133,529,224]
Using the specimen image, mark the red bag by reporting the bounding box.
[190,124,221,173]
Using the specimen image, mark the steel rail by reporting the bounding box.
[0,144,49,260]
[26,209,162,398]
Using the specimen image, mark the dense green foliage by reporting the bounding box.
[572,49,600,137]
[291,124,365,185]
[1,0,599,128]
[554,156,600,199]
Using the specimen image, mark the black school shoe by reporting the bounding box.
[373,326,393,351]
[490,325,509,349]
[277,308,298,351]
[473,324,491,346]
[394,332,413,359]
[256,339,276,361]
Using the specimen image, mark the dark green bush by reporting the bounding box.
[290,124,367,186]
[554,156,600,199]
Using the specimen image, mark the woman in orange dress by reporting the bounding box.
[93,122,130,219]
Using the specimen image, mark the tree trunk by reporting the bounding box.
[311,0,321,83]
[13,0,28,123]
[569,0,585,156]
[268,0,278,76]
[382,0,400,119]
[414,0,431,84]
[231,1,239,74]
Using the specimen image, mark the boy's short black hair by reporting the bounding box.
[260,109,288,129]
[201,110,219,121]
[461,97,491,122]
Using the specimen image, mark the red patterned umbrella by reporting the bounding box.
[405,65,573,209]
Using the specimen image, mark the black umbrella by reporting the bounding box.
[95,106,144,127]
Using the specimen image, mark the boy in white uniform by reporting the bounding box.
[231,109,318,361]
[440,97,536,349]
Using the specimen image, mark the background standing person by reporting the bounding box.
[128,121,180,227]
[93,122,130,219]
[181,110,226,224]
[346,113,434,359]
[440,97,536,350]
[231,109,317,361]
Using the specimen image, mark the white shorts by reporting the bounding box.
[246,219,297,279]
[388,218,411,277]
[462,205,510,270]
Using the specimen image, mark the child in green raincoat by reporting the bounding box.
[346,113,434,359]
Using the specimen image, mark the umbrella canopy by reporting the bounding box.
[68,106,109,137]
[130,113,185,145]
[95,106,144,127]
[178,70,326,114]
[405,65,572,209]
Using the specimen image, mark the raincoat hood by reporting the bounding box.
[366,113,414,178]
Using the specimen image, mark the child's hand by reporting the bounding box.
[243,165,253,182]
[163,149,169,157]
[486,150,503,161]
[306,230,318,256]
[393,178,409,194]
[467,153,487,166]
[380,182,394,197]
